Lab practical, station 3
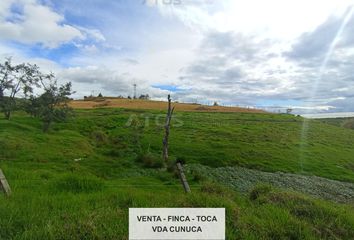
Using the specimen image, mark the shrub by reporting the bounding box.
[90,130,108,146]
[201,181,232,197]
[192,171,206,182]
[343,119,354,130]
[249,184,273,201]
[136,152,164,168]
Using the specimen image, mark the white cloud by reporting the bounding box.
[154,0,354,42]
[58,65,170,99]
[76,26,106,42]
[0,0,12,18]
[0,0,105,48]
[2,0,354,113]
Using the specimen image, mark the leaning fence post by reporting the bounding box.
[0,168,11,196]
[176,161,191,193]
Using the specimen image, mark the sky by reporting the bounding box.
[1,0,354,113]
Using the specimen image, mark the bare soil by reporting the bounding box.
[69,98,266,113]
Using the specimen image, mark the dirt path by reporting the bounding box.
[186,164,354,203]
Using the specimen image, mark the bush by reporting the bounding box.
[192,170,206,182]
[201,181,232,197]
[249,184,273,201]
[136,152,164,168]
[90,130,108,146]
[343,119,354,130]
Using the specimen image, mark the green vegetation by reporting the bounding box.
[1,109,354,239]
[319,117,354,130]
[4,109,354,181]
[0,58,43,120]
[0,58,73,131]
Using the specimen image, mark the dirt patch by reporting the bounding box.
[93,100,111,108]
[195,106,215,111]
[69,99,266,113]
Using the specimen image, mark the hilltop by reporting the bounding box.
[69,98,266,113]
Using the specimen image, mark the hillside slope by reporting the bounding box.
[319,117,354,130]
[1,109,354,239]
[1,109,354,182]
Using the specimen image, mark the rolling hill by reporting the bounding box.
[1,107,354,239]
[69,98,265,113]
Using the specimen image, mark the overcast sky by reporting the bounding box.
[1,0,354,113]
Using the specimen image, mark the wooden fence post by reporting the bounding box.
[0,168,11,196]
[176,162,191,193]
[162,94,191,193]
[162,94,175,166]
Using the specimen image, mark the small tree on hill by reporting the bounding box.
[33,76,74,132]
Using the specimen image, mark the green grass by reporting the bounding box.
[319,117,354,130]
[1,173,354,239]
[1,109,354,239]
[2,109,354,182]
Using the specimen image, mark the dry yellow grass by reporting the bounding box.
[69,98,266,113]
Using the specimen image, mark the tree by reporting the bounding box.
[34,77,74,132]
[24,95,41,118]
[0,59,12,99]
[0,58,42,119]
[139,94,150,100]
[98,92,103,98]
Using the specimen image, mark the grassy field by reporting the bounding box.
[1,108,354,239]
[319,117,354,130]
